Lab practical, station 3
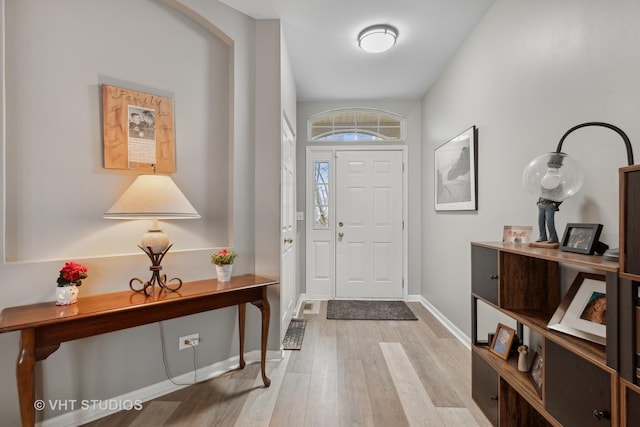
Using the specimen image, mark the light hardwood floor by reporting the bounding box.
[83,301,491,427]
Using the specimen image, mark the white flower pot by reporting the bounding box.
[216,264,233,282]
[56,285,79,306]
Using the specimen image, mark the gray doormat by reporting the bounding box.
[326,300,418,320]
[282,318,307,350]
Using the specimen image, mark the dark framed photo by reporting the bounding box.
[547,272,606,345]
[559,223,603,255]
[528,350,543,396]
[434,126,477,211]
[489,323,516,360]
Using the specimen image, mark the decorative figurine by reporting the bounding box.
[517,345,529,372]
[523,151,584,249]
[535,154,565,244]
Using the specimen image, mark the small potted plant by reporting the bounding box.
[56,261,88,306]
[210,249,236,282]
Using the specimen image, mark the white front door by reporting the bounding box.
[335,150,403,299]
[280,116,296,339]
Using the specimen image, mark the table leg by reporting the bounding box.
[238,303,246,369]
[261,295,271,387]
[17,328,36,427]
[251,291,271,387]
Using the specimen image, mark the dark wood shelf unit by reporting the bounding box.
[472,164,640,426]
[620,165,640,277]
[471,242,619,426]
[619,165,640,420]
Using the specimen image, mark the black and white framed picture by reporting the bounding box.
[434,126,477,211]
[547,272,606,345]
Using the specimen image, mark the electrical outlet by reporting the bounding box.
[179,333,200,350]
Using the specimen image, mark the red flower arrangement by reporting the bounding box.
[57,261,88,287]
[210,249,237,265]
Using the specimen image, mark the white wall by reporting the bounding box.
[4,0,229,263]
[421,0,640,339]
[0,0,288,424]
[296,100,422,297]
[254,19,298,343]
[255,20,282,281]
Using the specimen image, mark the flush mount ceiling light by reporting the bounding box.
[358,24,398,53]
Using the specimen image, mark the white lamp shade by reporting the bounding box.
[104,175,200,219]
[358,25,398,53]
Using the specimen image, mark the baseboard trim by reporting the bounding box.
[39,349,283,427]
[408,294,471,350]
[294,293,307,317]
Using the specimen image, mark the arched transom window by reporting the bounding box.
[308,108,405,142]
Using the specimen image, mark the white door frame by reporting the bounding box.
[305,145,408,300]
[280,115,296,340]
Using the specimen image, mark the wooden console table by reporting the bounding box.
[0,274,277,427]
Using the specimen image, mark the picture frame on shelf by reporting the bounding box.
[547,272,606,346]
[559,223,603,255]
[502,225,533,244]
[489,323,516,360]
[528,349,543,396]
[434,126,477,211]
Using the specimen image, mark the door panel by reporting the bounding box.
[336,151,403,299]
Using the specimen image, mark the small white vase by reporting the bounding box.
[216,264,233,282]
[56,285,79,306]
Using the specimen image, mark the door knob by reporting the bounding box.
[592,409,609,421]
[338,232,344,241]
[284,238,293,244]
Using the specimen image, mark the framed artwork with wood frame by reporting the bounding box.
[489,323,516,360]
[102,84,175,173]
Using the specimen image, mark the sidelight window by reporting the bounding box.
[313,161,329,229]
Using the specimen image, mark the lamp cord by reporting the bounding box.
[555,121,634,165]
[158,322,199,386]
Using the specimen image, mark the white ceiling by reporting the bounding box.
[219,0,495,102]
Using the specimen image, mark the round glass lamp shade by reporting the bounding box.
[522,152,584,202]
